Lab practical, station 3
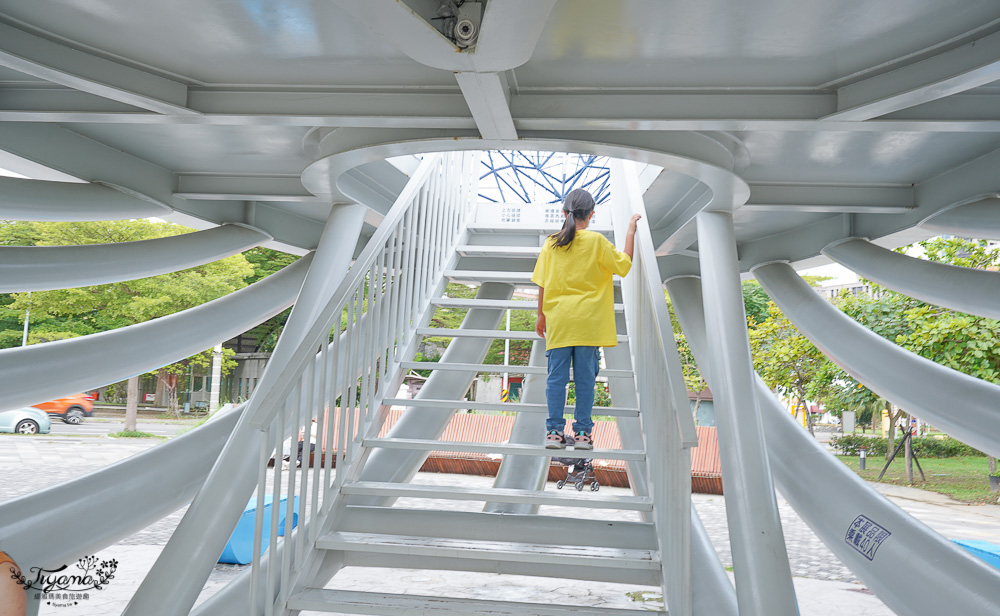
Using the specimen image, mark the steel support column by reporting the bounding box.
[694,210,798,615]
[668,274,1000,616]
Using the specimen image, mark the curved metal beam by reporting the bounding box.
[300,128,747,237]
[123,205,366,616]
[0,254,311,411]
[823,237,1000,320]
[752,261,1000,459]
[920,197,1000,240]
[0,405,241,568]
[0,223,271,292]
[667,275,1000,616]
[0,175,173,220]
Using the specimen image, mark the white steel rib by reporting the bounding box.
[0,223,270,292]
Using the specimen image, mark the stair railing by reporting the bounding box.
[247,151,477,614]
[609,159,696,616]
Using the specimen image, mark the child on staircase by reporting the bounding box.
[532,189,640,450]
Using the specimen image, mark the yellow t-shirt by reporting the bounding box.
[531,230,632,350]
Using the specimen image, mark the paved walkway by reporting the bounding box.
[3,434,999,615]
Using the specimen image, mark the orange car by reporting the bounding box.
[32,393,95,424]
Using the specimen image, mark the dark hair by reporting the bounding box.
[551,189,595,248]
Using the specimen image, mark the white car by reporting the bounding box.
[0,407,52,434]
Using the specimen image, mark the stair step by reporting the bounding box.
[288,588,665,615]
[362,438,645,461]
[380,398,640,417]
[399,362,634,378]
[341,481,653,511]
[416,328,628,343]
[444,270,621,286]
[430,297,625,312]
[315,531,659,570]
[445,270,533,284]
[467,224,613,236]
[456,245,541,258]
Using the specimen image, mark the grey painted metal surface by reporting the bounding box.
[3,1,1000,267]
[0,223,270,292]
[3,3,1000,613]
[823,237,1000,320]
[354,282,514,493]
[753,261,1000,459]
[694,211,799,615]
[0,404,241,568]
[0,253,310,412]
[0,175,172,220]
[667,275,1000,616]
[484,339,549,515]
[123,205,365,616]
[921,197,1000,240]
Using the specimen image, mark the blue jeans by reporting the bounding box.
[545,346,601,434]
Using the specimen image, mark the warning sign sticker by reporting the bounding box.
[846,515,891,561]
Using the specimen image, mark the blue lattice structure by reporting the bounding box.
[479,150,610,204]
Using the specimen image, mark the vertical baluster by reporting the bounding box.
[418,179,434,308]
[332,296,351,495]
[449,153,462,242]
[278,379,302,607]
[430,159,446,281]
[322,318,341,511]
[412,187,428,324]
[294,358,316,570]
[384,226,403,373]
[367,245,386,411]
[429,161,444,295]
[250,421,272,614]
[379,231,399,395]
[402,204,419,341]
[348,287,364,463]
[342,290,358,471]
[395,207,410,349]
[264,398,288,616]
[358,263,376,428]
[312,334,331,538]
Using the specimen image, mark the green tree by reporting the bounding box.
[5,220,254,425]
[749,302,834,435]
[229,247,301,352]
[152,347,238,415]
[742,280,771,328]
[826,237,1000,468]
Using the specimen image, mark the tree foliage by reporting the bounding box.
[0,219,257,415]
[748,302,834,433]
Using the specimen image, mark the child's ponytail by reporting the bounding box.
[551,188,595,248]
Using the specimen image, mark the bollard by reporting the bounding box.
[859,446,867,471]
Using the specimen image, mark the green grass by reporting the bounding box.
[836,455,998,504]
[108,430,164,439]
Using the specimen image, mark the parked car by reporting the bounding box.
[32,393,95,424]
[0,407,52,434]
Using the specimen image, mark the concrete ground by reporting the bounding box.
[3,433,1000,615]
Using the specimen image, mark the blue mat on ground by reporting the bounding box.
[219,494,299,564]
[953,539,1000,570]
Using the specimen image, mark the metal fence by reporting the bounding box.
[610,159,697,616]
[246,151,476,614]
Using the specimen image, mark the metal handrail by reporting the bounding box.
[610,158,695,616]
[248,152,477,614]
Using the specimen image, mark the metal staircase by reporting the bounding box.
[116,152,695,616]
[274,190,676,614]
[279,204,673,616]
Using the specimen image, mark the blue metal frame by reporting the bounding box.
[478,150,611,204]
